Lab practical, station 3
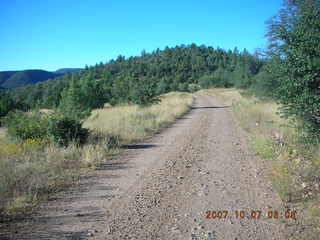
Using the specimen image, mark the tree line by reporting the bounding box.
[1,0,319,142]
[1,45,264,115]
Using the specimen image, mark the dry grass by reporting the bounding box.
[202,88,320,239]
[0,92,193,219]
[0,141,87,218]
[0,128,6,139]
[84,92,193,143]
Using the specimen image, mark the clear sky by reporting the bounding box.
[0,0,283,71]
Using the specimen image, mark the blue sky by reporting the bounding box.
[0,0,283,71]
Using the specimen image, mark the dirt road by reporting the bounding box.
[3,94,286,240]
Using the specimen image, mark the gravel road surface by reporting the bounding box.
[2,94,286,240]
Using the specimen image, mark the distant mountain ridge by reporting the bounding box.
[0,68,83,89]
[55,68,83,74]
[0,71,18,87]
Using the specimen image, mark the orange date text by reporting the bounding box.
[205,209,297,220]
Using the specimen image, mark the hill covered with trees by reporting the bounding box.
[54,68,83,74]
[0,70,61,89]
[3,44,264,111]
[1,0,319,141]
[0,68,83,89]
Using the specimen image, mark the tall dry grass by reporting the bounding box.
[84,92,193,143]
[0,140,87,218]
[0,92,193,219]
[202,88,320,239]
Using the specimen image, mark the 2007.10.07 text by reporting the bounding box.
[205,209,297,220]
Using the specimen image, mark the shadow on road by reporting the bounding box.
[191,106,230,109]
[2,229,89,240]
[121,144,157,150]
[95,161,131,171]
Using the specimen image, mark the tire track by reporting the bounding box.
[3,94,286,240]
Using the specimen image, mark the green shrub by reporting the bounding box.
[177,83,188,92]
[266,0,320,143]
[130,77,160,106]
[0,93,16,118]
[188,83,201,93]
[198,74,215,89]
[198,74,232,89]
[47,113,89,146]
[4,110,47,140]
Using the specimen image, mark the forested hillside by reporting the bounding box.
[0,70,62,89]
[2,44,264,111]
[1,0,319,142]
[55,68,83,74]
[0,68,83,90]
[0,71,17,86]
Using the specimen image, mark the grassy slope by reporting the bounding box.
[0,92,193,220]
[202,88,320,239]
